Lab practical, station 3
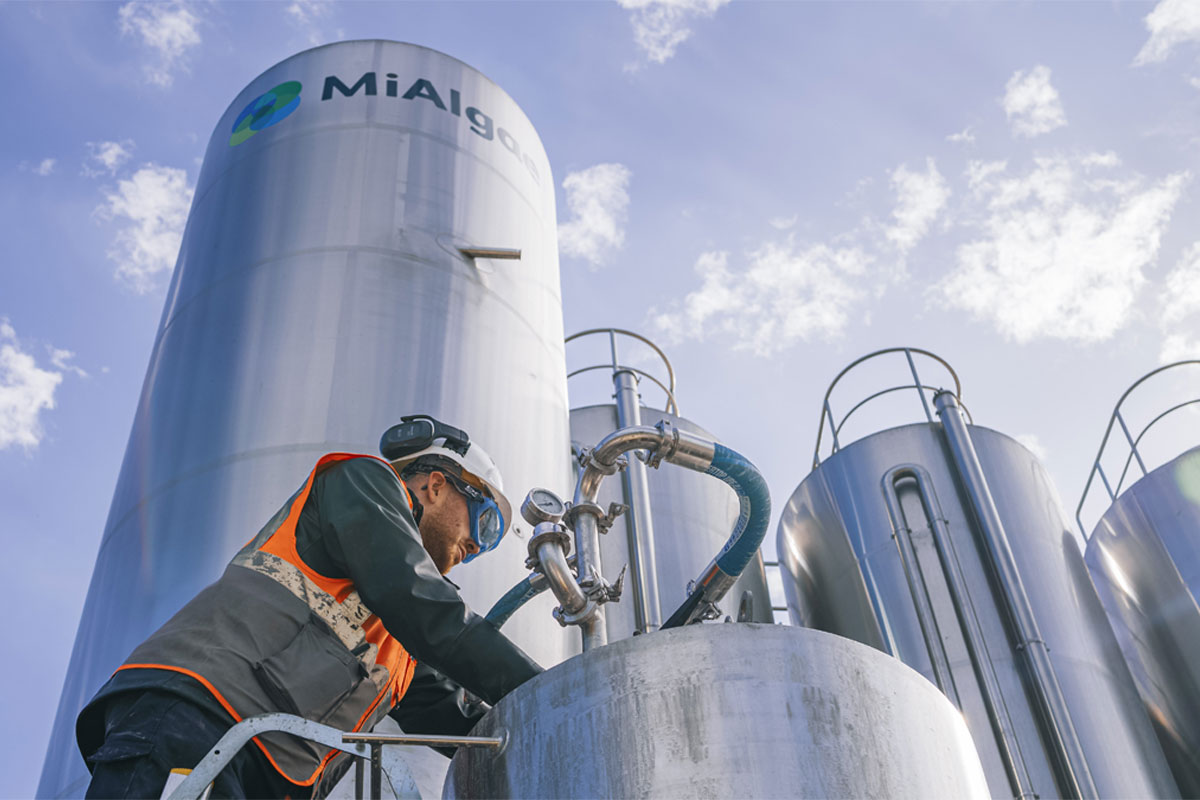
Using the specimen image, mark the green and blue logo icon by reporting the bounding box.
[229,81,302,146]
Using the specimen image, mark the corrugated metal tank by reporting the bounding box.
[777,351,1178,799]
[446,624,991,799]
[39,40,574,798]
[1078,362,1200,797]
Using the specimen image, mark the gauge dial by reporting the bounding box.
[521,487,566,525]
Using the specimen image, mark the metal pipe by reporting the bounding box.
[570,422,714,647]
[536,538,588,615]
[614,369,662,633]
[934,391,1097,800]
[880,470,958,701]
[576,427,664,500]
[572,509,607,650]
[342,732,505,749]
[883,464,1036,800]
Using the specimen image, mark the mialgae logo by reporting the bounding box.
[229,81,302,146]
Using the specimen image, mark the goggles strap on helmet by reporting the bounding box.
[380,414,471,461]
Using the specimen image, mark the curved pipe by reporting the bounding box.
[536,538,589,615]
[575,426,666,503]
[485,573,548,629]
[662,443,772,628]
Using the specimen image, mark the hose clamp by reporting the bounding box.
[552,599,600,627]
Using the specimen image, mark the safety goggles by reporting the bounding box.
[380,415,470,460]
[445,472,506,562]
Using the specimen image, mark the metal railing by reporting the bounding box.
[566,328,679,415]
[1075,359,1200,538]
[761,560,790,619]
[812,347,970,469]
[164,713,504,800]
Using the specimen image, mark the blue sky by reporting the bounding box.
[4,1,1200,795]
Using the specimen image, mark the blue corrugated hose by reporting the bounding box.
[662,442,771,628]
[485,573,547,629]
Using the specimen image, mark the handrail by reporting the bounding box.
[1075,360,1200,538]
[566,328,679,415]
[813,348,967,469]
[166,713,503,800]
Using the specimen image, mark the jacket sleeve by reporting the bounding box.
[387,663,489,757]
[315,458,543,706]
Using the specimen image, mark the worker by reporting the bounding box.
[75,414,543,798]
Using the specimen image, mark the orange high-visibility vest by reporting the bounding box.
[117,453,418,787]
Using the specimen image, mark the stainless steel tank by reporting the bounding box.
[1079,362,1200,796]
[445,623,991,799]
[565,329,772,642]
[777,348,1178,800]
[40,40,574,798]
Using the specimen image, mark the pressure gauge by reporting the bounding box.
[521,487,566,525]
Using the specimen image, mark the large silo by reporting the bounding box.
[565,329,773,641]
[1079,361,1200,796]
[776,349,1178,800]
[40,40,574,798]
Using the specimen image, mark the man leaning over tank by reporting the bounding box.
[75,415,542,799]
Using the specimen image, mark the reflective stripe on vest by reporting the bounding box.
[116,453,419,787]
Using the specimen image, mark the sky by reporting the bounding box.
[3,0,1200,796]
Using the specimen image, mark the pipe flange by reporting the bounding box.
[578,447,621,477]
[645,419,681,469]
[525,523,571,563]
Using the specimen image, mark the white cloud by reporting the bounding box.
[98,165,194,293]
[947,127,976,145]
[651,237,872,356]
[32,158,56,176]
[0,320,64,453]
[48,347,88,379]
[1135,0,1200,66]
[1003,66,1067,138]
[966,160,1007,192]
[886,158,950,253]
[118,1,201,87]
[617,0,730,65]
[769,215,798,231]
[83,140,134,177]
[558,163,632,268]
[937,154,1189,344]
[1158,242,1200,363]
[1015,433,1049,462]
[286,0,334,46]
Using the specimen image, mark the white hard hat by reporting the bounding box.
[380,416,512,536]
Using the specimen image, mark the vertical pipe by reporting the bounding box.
[574,511,608,651]
[614,369,662,633]
[370,744,382,800]
[884,465,1037,800]
[881,472,959,702]
[934,391,1097,800]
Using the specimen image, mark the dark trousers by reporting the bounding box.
[83,691,307,799]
